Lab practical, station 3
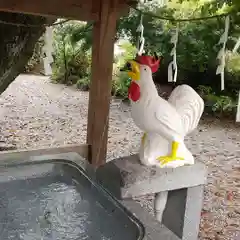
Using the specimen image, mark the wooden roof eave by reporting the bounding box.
[0,0,135,21]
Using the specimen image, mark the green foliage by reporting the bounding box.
[51,0,240,80]
[112,72,131,99]
[115,40,137,67]
[76,77,91,91]
[197,85,237,116]
[70,23,93,51]
[212,95,236,114]
[51,20,91,85]
[111,41,136,98]
[226,52,240,73]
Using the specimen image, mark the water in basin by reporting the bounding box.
[0,162,143,240]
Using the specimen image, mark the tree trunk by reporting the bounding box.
[0,12,54,95]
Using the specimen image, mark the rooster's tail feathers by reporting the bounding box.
[168,84,204,136]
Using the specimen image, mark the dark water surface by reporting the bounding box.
[0,163,142,240]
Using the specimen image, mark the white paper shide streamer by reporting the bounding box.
[43,26,54,76]
[136,16,145,56]
[158,0,168,7]
[216,16,230,91]
[233,36,240,53]
[236,91,240,122]
[137,0,168,56]
[168,25,179,82]
[233,36,240,122]
[136,0,146,55]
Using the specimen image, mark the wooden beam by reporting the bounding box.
[0,0,131,21]
[0,0,98,21]
[87,0,118,167]
[0,144,89,160]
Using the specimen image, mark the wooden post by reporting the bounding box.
[87,0,118,167]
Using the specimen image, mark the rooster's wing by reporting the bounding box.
[154,97,185,140]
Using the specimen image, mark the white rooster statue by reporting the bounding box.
[124,54,204,168]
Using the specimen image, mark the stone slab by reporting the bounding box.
[162,186,204,240]
[121,199,180,240]
[96,154,207,199]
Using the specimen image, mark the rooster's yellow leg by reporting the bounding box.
[141,133,147,145]
[157,141,184,166]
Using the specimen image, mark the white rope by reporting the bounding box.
[216,15,230,91]
[168,24,179,82]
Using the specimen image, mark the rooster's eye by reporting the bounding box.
[144,68,147,71]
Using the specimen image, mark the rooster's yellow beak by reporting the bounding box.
[127,61,140,81]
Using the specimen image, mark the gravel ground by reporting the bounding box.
[0,75,239,240]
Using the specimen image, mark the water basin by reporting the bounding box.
[0,159,144,240]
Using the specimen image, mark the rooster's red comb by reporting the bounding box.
[135,54,160,74]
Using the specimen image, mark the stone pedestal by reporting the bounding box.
[96,154,207,240]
